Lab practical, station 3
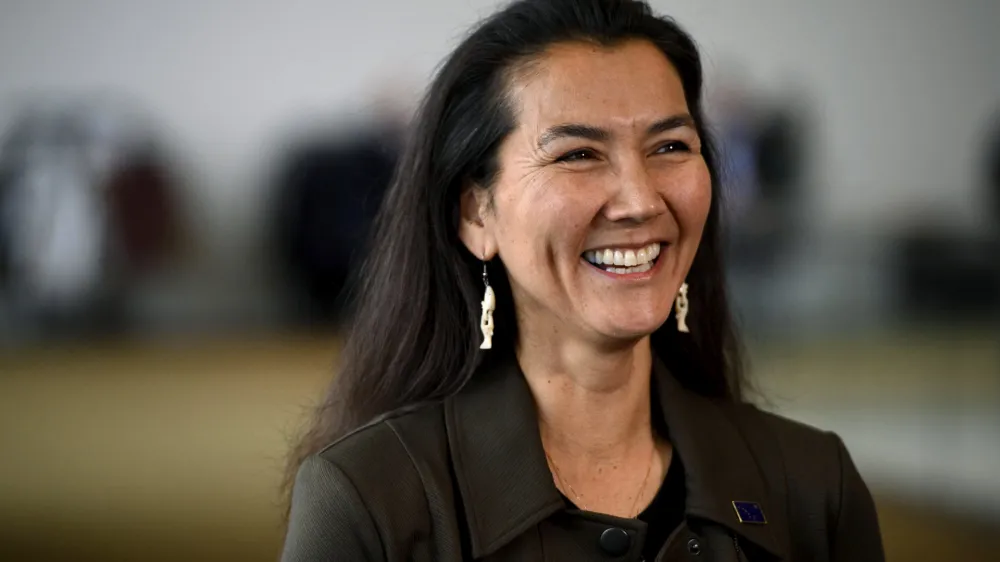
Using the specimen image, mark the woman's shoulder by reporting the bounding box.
[724,400,849,476]
[315,399,449,476]
[734,400,838,442]
[285,401,452,560]
[721,401,884,559]
[723,401,880,534]
[284,401,452,561]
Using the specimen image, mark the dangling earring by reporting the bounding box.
[675,282,690,333]
[479,261,496,349]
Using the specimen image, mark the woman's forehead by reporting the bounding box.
[509,40,690,132]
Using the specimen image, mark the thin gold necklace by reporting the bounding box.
[545,444,656,518]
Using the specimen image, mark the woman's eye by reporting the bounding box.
[556,149,597,162]
[654,141,691,154]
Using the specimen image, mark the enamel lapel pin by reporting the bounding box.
[732,501,767,524]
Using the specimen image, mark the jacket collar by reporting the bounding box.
[445,353,785,559]
[653,358,785,557]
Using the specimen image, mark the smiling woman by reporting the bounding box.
[459,40,711,344]
[280,1,885,561]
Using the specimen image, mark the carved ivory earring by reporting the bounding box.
[675,282,690,333]
[479,261,496,349]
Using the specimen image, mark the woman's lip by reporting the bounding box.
[581,253,665,280]
[581,240,668,253]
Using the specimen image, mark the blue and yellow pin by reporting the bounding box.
[732,501,767,524]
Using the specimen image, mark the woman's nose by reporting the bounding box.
[603,161,668,224]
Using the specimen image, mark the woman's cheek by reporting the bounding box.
[664,161,711,226]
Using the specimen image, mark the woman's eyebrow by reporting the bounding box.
[536,113,696,150]
[646,113,696,136]
[537,123,610,150]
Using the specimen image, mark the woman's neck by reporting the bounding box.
[517,334,656,461]
[516,330,669,517]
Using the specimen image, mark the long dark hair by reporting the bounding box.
[286,0,744,497]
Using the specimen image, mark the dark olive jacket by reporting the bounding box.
[282,356,884,561]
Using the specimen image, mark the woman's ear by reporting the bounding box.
[458,185,497,260]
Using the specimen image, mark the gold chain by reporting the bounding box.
[544,443,656,518]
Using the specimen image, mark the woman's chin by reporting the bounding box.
[589,316,668,345]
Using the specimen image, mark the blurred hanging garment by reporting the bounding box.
[273,125,400,325]
[754,107,805,204]
[0,100,182,338]
[102,150,180,275]
[0,111,107,312]
[76,100,183,277]
[986,114,1000,225]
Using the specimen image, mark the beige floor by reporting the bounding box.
[0,329,996,561]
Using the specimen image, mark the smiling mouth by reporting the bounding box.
[581,242,662,275]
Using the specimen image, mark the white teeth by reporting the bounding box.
[582,242,663,270]
[607,262,653,275]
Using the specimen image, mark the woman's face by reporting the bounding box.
[463,39,711,345]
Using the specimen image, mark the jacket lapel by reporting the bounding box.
[445,353,787,559]
[444,353,563,558]
[653,358,786,558]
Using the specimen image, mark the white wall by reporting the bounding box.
[0,0,494,279]
[665,0,1000,232]
[1,0,997,277]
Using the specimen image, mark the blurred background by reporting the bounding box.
[0,0,997,560]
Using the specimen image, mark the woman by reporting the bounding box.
[281,1,885,560]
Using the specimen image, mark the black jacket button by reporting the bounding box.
[687,538,702,555]
[599,527,631,556]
